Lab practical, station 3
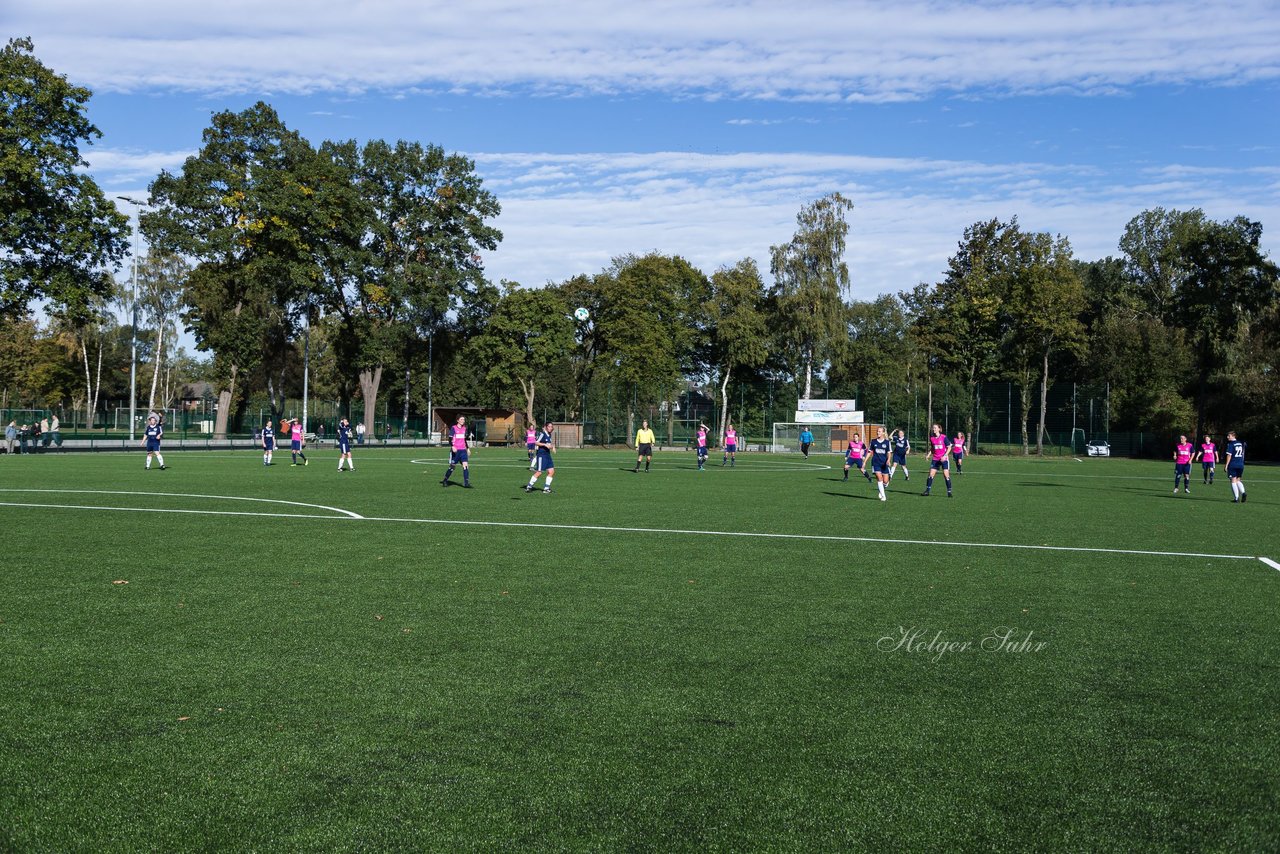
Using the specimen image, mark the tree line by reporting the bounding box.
[5,38,1279,454]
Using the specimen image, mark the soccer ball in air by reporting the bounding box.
[574,307,590,322]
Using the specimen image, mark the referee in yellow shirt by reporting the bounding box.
[633,420,656,472]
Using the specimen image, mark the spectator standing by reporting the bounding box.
[4,421,15,455]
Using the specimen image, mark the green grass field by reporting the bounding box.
[2,446,1277,851]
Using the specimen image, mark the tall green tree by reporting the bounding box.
[1003,232,1086,454]
[314,139,502,435]
[468,283,574,424]
[1176,216,1279,437]
[136,251,190,410]
[904,217,1020,432]
[1119,208,1280,437]
[0,38,128,317]
[145,102,318,436]
[770,193,854,398]
[706,259,769,437]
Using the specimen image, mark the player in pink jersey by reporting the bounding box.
[525,426,537,468]
[951,431,966,474]
[695,422,709,471]
[288,418,308,466]
[1195,434,1217,485]
[922,424,953,497]
[1173,435,1193,494]
[842,432,872,483]
[441,416,472,487]
[721,424,739,467]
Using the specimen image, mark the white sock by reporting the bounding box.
[1231,482,1240,499]
[146,458,151,469]
[545,476,553,488]
[1239,481,1246,496]
[528,475,538,486]
[878,481,885,498]
[156,454,164,466]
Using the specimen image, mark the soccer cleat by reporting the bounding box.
[463,484,473,489]
[1232,498,1239,503]
[1241,493,1247,503]
[542,487,551,494]
[879,495,887,502]
[524,485,534,492]
[922,490,930,496]
[1184,488,1190,494]
[160,465,166,470]
[304,459,308,466]
[947,492,952,498]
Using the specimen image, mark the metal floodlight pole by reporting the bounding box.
[117,196,149,441]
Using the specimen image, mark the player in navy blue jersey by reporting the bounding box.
[1225,431,1247,503]
[869,426,892,502]
[142,414,166,470]
[889,428,910,481]
[525,422,556,493]
[336,418,354,471]
[261,419,275,466]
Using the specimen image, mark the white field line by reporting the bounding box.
[0,495,1266,564]
[1260,557,1280,572]
[0,488,363,519]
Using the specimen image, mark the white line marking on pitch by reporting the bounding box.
[1,495,1272,565]
[0,488,363,519]
[0,501,339,520]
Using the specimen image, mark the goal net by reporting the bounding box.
[772,422,885,454]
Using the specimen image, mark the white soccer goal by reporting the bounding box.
[771,422,881,454]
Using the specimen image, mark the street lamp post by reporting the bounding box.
[116,196,149,441]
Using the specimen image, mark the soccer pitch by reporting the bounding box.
[2,448,1277,850]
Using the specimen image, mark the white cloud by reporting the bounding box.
[466,150,1280,296]
[13,1,1280,100]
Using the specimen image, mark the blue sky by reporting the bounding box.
[12,0,1280,304]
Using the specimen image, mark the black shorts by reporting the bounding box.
[638,443,652,456]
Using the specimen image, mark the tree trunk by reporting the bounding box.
[1018,373,1032,455]
[1036,350,1050,456]
[147,323,164,411]
[802,343,813,399]
[719,366,731,447]
[359,365,383,439]
[402,366,411,436]
[926,382,933,430]
[519,377,536,429]
[214,365,237,439]
[81,339,93,429]
[92,343,102,429]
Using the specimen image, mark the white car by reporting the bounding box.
[1085,440,1111,457]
